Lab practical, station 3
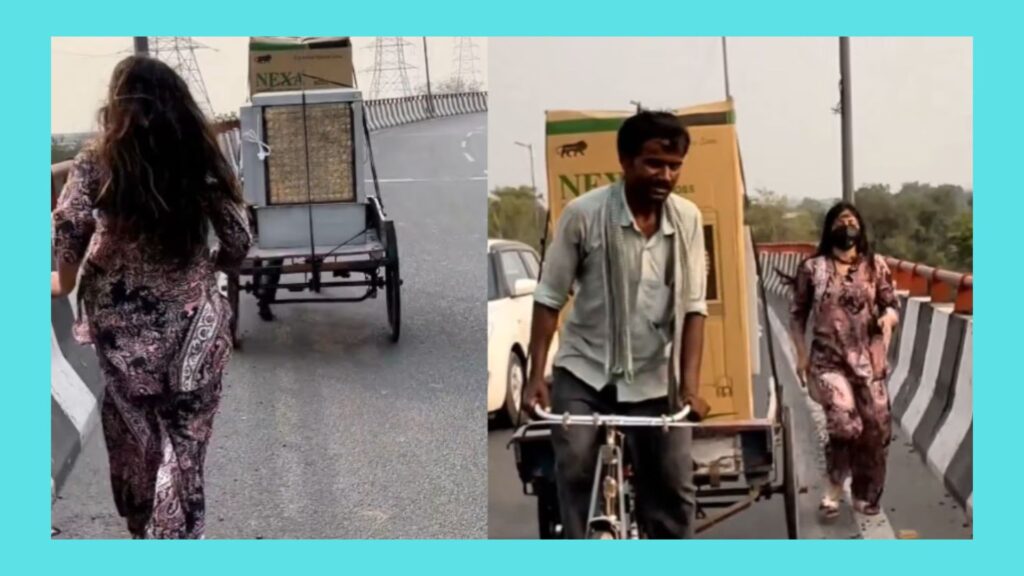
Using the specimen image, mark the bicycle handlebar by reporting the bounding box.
[527,404,696,429]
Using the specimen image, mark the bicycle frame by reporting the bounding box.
[527,406,695,539]
[587,424,629,539]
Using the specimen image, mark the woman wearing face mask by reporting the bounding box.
[787,201,899,518]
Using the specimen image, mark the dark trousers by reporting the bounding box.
[550,368,696,539]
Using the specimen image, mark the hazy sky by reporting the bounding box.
[51,36,488,133]
[488,37,972,201]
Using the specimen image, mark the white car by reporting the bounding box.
[487,239,557,425]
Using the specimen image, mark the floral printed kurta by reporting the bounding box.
[52,150,252,538]
[790,254,899,505]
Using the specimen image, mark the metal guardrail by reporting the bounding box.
[757,242,973,315]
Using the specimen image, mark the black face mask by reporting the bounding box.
[829,224,860,250]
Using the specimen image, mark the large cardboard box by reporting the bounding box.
[248,37,354,96]
[545,100,754,420]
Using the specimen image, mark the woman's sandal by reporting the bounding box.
[853,499,881,516]
[819,495,841,519]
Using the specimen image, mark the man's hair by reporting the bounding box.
[616,111,691,159]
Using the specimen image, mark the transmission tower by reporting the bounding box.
[451,37,482,91]
[149,37,215,117]
[366,37,416,99]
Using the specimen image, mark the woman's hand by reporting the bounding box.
[51,263,79,299]
[51,271,66,298]
[878,309,899,350]
[796,351,810,389]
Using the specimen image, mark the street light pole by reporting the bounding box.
[422,37,435,117]
[516,142,537,194]
[515,141,542,246]
[840,36,854,203]
[721,36,731,100]
[133,36,149,56]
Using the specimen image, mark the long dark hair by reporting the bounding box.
[94,55,241,265]
[777,201,876,285]
[815,201,874,264]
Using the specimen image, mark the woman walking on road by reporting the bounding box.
[787,202,899,518]
[51,56,252,539]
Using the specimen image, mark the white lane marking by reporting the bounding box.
[51,326,98,438]
[461,140,467,149]
[463,151,476,163]
[767,302,897,539]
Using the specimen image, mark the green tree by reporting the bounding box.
[948,213,973,272]
[745,188,818,243]
[488,186,546,252]
[746,181,973,273]
[51,137,78,163]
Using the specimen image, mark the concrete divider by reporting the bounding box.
[888,296,973,517]
[51,274,103,503]
[363,92,488,131]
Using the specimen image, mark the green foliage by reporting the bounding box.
[745,188,822,244]
[490,178,973,273]
[488,186,547,252]
[51,137,79,164]
[747,182,973,273]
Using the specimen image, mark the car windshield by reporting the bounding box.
[488,255,499,301]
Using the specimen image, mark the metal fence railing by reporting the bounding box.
[756,242,973,315]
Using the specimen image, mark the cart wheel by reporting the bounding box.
[227,272,241,349]
[255,258,281,322]
[782,405,800,540]
[386,258,401,342]
[536,482,562,539]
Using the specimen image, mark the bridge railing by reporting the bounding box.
[757,242,973,315]
[362,91,488,131]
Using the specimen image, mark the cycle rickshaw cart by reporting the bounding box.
[223,85,401,345]
[509,100,799,539]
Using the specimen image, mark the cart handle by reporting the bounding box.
[528,404,695,430]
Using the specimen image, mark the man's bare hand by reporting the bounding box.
[524,374,552,419]
[682,392,711,422]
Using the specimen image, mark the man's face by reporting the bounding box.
[621,138,685,204]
